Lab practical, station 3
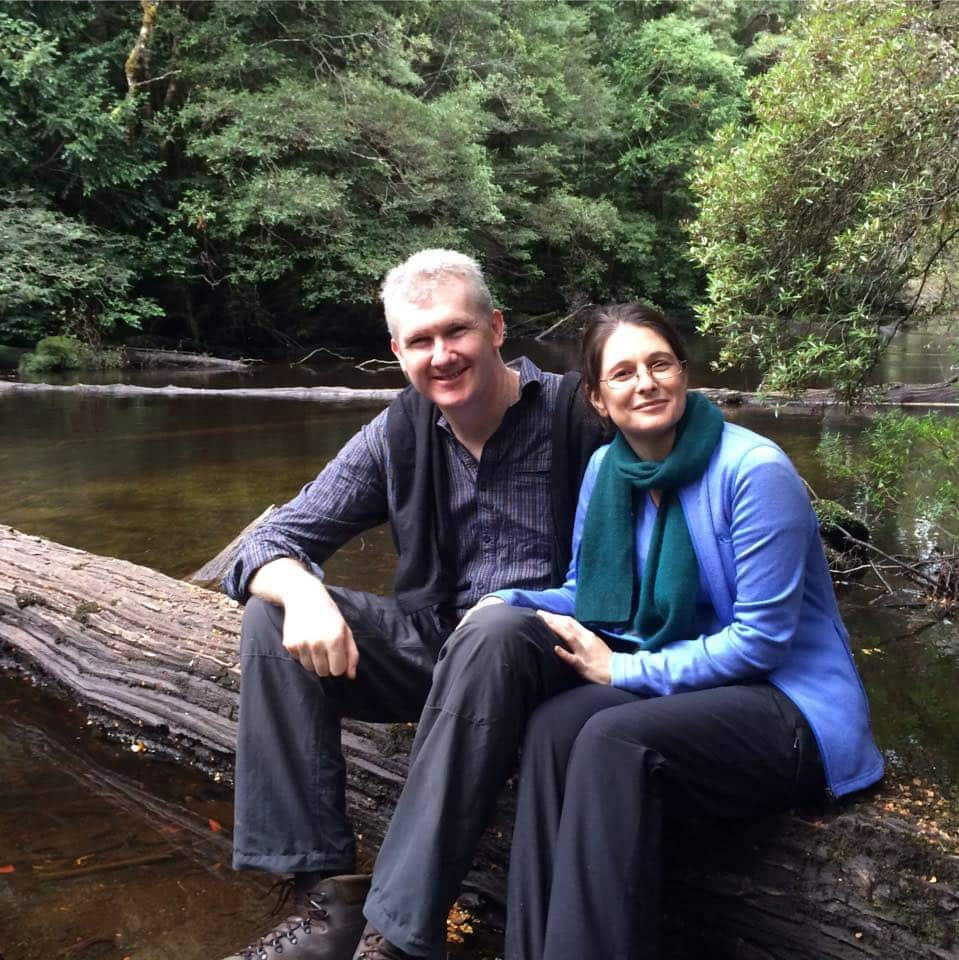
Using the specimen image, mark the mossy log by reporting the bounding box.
[2,378,958,410]
[0,526,956,959]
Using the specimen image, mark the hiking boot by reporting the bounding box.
[224,873,371,960]
[351,922,426,960]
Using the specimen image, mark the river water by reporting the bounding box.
[1,328,957,958]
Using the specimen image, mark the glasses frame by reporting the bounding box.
[599,358,687,390]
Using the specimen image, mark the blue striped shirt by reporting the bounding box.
[224,357,563,615]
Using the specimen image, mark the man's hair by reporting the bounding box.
[380,249,494,338]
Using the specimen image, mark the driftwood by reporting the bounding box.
[3,378,959,409]
[0,526,956,959]
[188,505,276,590]
[0,379,399,407]
[123,348,251,371]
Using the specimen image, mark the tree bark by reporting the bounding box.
[125,1,160,97]
[0,527,955,959]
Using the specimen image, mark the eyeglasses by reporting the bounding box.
[599,359,687,390]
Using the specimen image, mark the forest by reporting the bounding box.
[0,0,807,352]
[4,1,957,390]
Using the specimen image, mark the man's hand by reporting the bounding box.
[282,592,359,678]
[458,595,506,627]
[248,558,359,678]
[537,610,613,685]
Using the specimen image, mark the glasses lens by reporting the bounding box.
[605,360,683,388]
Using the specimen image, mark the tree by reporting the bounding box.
[688,0,959,404]
[0,1,796,350]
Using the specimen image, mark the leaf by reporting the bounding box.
[0,864,15,873]
[208,818,222,833]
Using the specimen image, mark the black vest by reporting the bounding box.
[385,371,609,614]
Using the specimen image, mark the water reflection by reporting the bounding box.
[0,673,270,960]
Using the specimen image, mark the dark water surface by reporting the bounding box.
[2,333,958,958]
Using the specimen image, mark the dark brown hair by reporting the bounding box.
[579,302,688,399]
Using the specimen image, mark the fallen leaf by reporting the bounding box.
[0,864,15,874]
[208,818,223,833]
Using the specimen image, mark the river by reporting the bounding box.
[1,327,957,959]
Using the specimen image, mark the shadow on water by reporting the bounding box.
[1,330,958,958]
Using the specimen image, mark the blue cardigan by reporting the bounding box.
[496,422,884,798]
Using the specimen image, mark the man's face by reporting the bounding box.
[390,278,505,413]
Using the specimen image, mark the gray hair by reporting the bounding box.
[380,249,494,338]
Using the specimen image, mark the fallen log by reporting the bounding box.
[0,526,956,959]
[2,378,959,409]
[0,379,400,406]
[123,348,251,371]
[188,504,276,590]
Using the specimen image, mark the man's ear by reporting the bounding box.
[390,339,407,374]
[490,309,505,348]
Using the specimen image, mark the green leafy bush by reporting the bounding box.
[18,336,95,374]
[689,0,959,403]
[819,412,959,545]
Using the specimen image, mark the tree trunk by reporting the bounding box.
[3,378,957,410]
[0,527,955,959]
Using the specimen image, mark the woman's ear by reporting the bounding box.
[588,390,608,419]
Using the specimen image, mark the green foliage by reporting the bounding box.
[819,412,959,543]
[18,335,94,374]
[0,0,798,347]
[0,192,163,344]
[604,13,746,302]
[18,335,125,375]
[689,0,959,404]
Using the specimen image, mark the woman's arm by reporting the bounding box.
[610,446,814,696]
[491,447,606,615]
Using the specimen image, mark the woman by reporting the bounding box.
[490,303,883,960]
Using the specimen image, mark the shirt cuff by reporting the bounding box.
[610,651,639,690]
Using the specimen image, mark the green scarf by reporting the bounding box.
[575,391,724,651]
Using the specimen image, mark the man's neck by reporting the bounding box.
[441,362,521,460]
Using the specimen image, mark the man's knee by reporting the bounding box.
[239,596,285,657]
[438,604,550,670]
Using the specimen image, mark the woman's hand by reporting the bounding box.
[537,611,613,685]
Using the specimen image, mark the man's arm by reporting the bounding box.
[225,410,391,677]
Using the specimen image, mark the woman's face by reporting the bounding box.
[590,322,688,461]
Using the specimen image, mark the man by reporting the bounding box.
[221,250,605,960]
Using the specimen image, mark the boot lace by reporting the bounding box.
[237,879,330,958]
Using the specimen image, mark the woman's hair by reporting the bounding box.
[579,302,688,398]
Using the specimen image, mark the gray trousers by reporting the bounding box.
[234,591,580,957]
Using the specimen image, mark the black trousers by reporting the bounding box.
[235,591,581,957]
[505,682,826,960]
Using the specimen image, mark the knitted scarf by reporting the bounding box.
[575,391,724,651]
